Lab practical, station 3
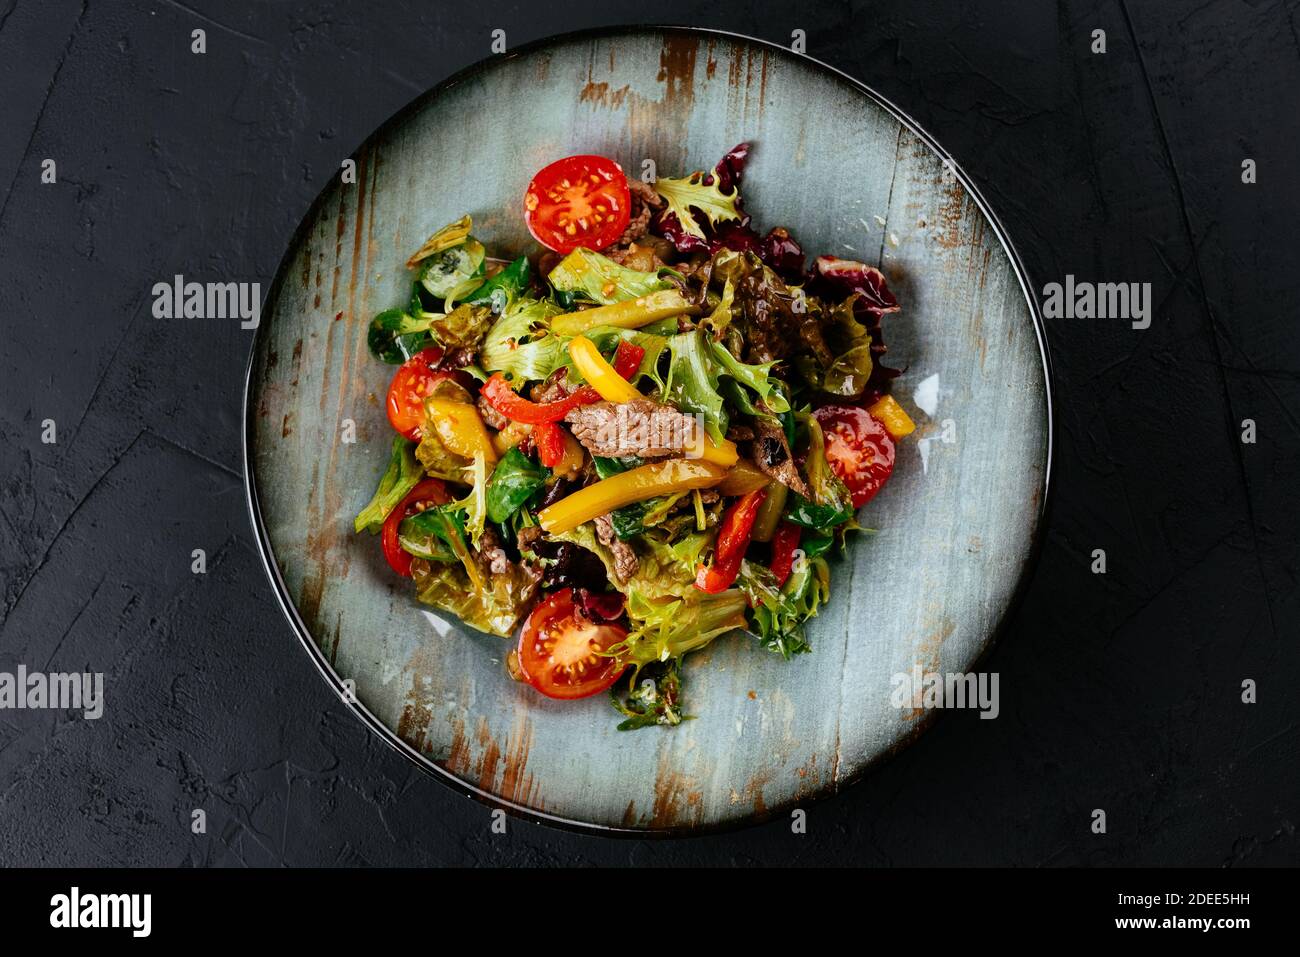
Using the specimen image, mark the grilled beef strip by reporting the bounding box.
[594,513,639,583]
[752,416,811,498]
[564,399,700,459]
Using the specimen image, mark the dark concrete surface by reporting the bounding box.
[1,0,1297,866]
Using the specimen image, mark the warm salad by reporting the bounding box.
[353,145,915,729]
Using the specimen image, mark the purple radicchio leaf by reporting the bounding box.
[807,255,901,313]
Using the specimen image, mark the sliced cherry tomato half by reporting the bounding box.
[524,155,631,254]
[381,478,450,577]
[812,405,896,508]
[517,588,628,700]
[386,347,454,440]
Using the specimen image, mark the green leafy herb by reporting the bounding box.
[550,523,702,601]
[408,280,427,316]
[653,170,743,240]
[820,342,875,398]
[411,547,538,638]
[607,589,748,672]
[397,507,462,563]
[592,455,638,479]
[637,527,713,584]
[580,327,670,390]
[800,529,835,559]
[700,278,735,338]
[398,462,537,638]
[611,658,687,730]
[353,437,422,533]
[590,455,677,539]
[453,451,490,549]
[367,307,438,364]
[737,560,814,659]
[609,491,687,540]
[636,317,682,337]
[793,294,877,399]
[609,503,650,539]
[547,247,674,304]
[464,256,531,315]
[485,447,548,524]
[785,415,855,530]
[785,552,832,622]
[664,329,727,442]
[399,451,488,557]
[479,298,568,383]
[659,334,793,446]
[430,302,494,350]
[784,493,853,530]
[709,340,790,414]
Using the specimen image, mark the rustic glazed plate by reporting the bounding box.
[244,26,1051,832]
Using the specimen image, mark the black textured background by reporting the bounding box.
[1,0,1297,866]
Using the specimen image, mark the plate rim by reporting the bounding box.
[241,23,1056,837]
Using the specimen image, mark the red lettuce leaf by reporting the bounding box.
[650,143,805,279]
[807,256,900,313]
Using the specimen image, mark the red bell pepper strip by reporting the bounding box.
[480,373,577,424]
[695,488,767,593]
[534,422,568,468]
[381,479,450,577]
[610,339,646,379]
[768,521,801,587]
[480,341,646,424]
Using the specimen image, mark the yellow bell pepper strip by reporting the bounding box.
[550,289,700,337]
[423,397,497,465]
[567,335,739,467]
[715,459,770,497]
[536,459,728,534]
[696,434,739,467]
[867,394,916,440]
[567,335,642,403]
